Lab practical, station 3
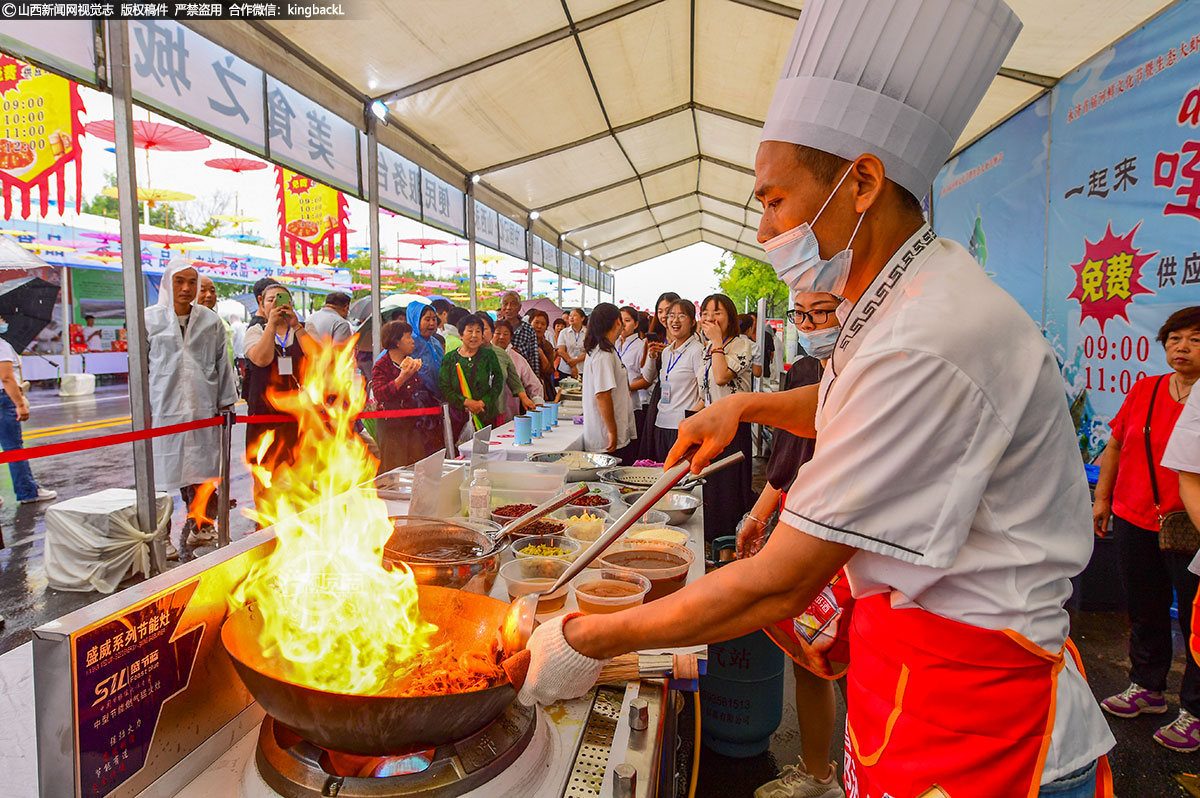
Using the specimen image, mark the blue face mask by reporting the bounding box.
[796,325,841,360]
[762,165,866,297]
[0,322,9,335]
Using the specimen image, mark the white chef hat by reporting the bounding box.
[761,0,1022,199]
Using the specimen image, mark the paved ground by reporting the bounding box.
[1,388,1197,795]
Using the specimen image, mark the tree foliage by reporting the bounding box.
[714,251,788,318]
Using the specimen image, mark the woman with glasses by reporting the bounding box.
[638,291,681,460]
[642,299,704,462]
[693,293,756,543]
[738,291,851,798]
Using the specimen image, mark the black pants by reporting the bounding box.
[1114,513,1200,714]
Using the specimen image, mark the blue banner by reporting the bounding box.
[1045,1,1200,457]
[933,95,1050,327]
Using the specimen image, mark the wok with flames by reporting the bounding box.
[221,585,517,755]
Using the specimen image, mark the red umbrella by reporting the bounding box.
[142,233,203,249]
[283,272,325,279]
[398,238,449,248]
[86,248,122,258]
[205,157,267,173]
[398,277,416,283]
[382,256,422,261]
[86,120,211,152]
[510,268,535,274]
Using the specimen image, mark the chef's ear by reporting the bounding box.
[847,154,887,214]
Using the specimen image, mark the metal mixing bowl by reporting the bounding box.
[525,451,621,482]
[382,516,502,595]
[619,489,702,525]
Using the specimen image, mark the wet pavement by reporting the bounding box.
[0,396,1195,795]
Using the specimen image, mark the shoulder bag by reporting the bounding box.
[1145,375,1200,552]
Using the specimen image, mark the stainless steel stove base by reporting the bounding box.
[254,702,536,797]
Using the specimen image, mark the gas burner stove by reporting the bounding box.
[250,702,536,798]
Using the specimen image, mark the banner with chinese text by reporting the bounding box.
[1045,1,1200,456]
[275,167,348,265]
[0,54,85,220]
[933,95,1049,327]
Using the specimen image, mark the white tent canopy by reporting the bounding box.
[244,0,1175,270]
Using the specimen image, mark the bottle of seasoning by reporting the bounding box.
[468,469,492,521]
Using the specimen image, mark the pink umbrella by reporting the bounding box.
[350,283,372,290]
[86,120,211,152]
[419,280,456,289]
[81,231,122,243]
[398,238,448,248]
[205,157,267,173]
[141,233,203,249]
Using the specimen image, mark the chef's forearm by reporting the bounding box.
[564,525,850,659]
[727,386,818,437]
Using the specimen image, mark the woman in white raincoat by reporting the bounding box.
[145,258,238,549]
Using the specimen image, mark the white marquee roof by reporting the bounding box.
[252,0,1175,271]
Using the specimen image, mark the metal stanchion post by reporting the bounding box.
[217,410,233,547]
[442,403,455,455]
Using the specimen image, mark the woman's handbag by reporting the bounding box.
[1145,375,1200,553]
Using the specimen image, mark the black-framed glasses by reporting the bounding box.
[787,308,834,325]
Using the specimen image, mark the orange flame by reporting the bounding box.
[187,479,218,528]
[231,337,437,695]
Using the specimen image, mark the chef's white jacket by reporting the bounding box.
[1164,386,1200,474]
[779,224,1113,783]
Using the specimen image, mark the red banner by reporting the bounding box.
[275,167,348,265]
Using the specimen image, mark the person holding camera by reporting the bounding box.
[243,284,308,503]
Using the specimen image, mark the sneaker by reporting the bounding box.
[164,539,179,561]
[185,524,217,547]
[1155,710,1200,753]
[755,759,844,798]
[19,488,57,504]
[1101,683,1169,718]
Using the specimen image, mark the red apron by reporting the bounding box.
[843,593,1112,798]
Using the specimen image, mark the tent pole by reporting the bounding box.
[525,220,534,300]
[59,265,70,376]
[557,235,564,309]
[108,20,163,574]
[466,179,478,313]
[366,114,382,362]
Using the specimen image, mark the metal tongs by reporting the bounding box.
[497,451,744,658]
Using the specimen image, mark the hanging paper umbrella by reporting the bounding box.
[81,231,122,244]
[19,242,75,253]
[85,247,122,258]
[204,157,267,173]
[171,242,211,252]
[211,214,260,225]
[283,272,326,280]
[100,186,195,206]
[382,256,422,261]
[509,268,534,275]
[418,280,456,289]
[397,277,416,283]
[223,233,263,243]
[141,232,203,249]
[398,238,449,248]
[86,120,211,152]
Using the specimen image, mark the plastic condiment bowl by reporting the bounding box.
[626,523,690,546]
[499,556,571,614]
[510,534,582,561]
[571,568,652,614]
[551,507,615,544]
[597,540,694,602]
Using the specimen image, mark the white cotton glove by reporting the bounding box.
[517,613,609,706]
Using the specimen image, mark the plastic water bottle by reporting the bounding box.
[468,469,492,522]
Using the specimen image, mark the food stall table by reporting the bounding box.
[456,401,586,461]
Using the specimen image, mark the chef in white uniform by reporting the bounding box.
[145,258,238,548]
[515,2,1115,796]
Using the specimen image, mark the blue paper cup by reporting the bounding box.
[545,402,560,426]
[529,408,543,438]
[514,414,533,445]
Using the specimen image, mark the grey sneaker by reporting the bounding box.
[186,524,217,547]
[20,488,57,504]
[755,759,844,798]
[1101,682,1168,718]
[164,538,179,561]
[1155,710,1200,753]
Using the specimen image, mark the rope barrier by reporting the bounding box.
[0,405,444,465]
